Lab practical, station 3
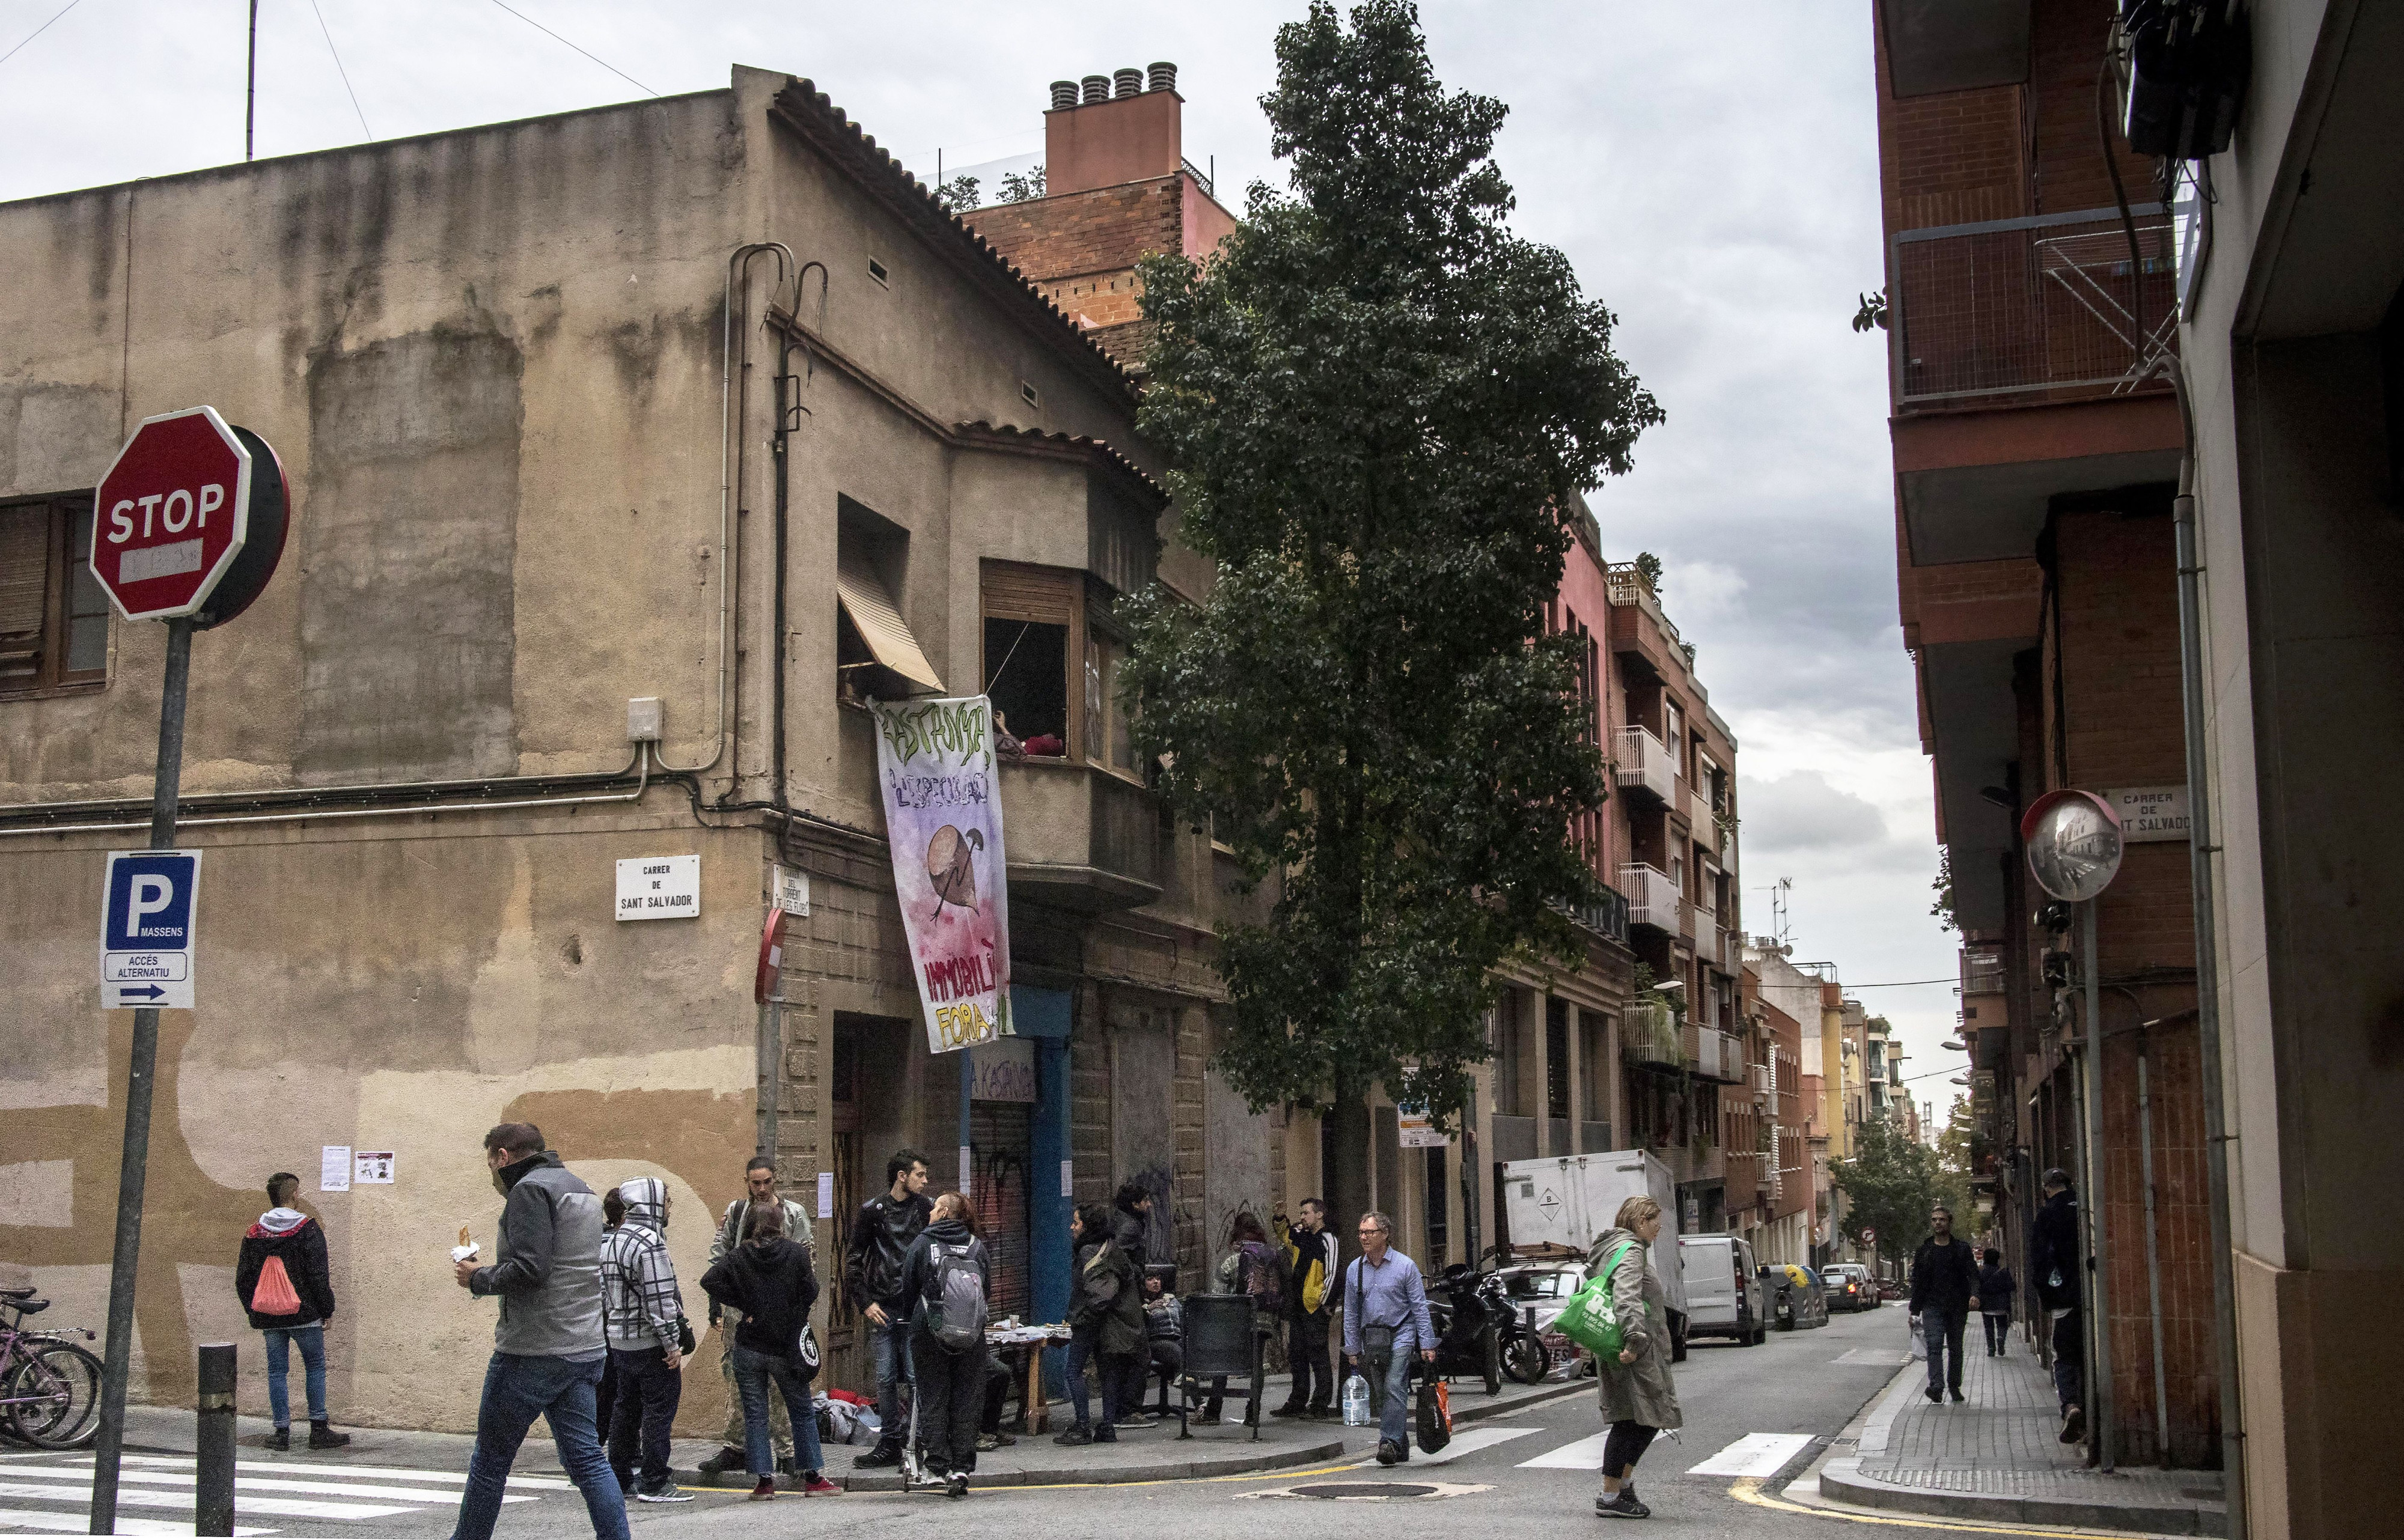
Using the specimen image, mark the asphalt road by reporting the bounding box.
[2,1301,1920,1539]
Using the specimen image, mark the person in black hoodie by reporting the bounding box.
[896,1192,992,1498]
[1976,1248,2017,1357]
[2028,1169,2086,1442]
[844,1149,932,1469]
[234,1172,349,1452]
[698,1203,836,1500]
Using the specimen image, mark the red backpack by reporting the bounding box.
[251,1256,302,1316]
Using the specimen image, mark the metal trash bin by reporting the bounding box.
[1176,1294,1265,1440]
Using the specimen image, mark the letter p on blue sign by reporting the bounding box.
[101,850,201,1008]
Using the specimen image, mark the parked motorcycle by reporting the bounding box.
[1424,1263,1504,1392]
[1482,1269,1555,1384]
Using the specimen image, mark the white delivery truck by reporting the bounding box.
[1499,1149,1689,1358]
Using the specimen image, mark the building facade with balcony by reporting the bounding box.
[0,64,1272,1427]
[1873,0,2214,1472]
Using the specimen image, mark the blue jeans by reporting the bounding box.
[261,1325,326,1428]
[1923,1309,1967,1395]
[868,1313,914,1450]
[728,1344,825,1478]
[449,1353,628,1540]
[1358,1335,1419,1448]
[1063,1324,1117,1430]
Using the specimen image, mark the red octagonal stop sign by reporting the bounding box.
[90,406,254,621]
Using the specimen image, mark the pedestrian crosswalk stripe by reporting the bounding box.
[0,1479,426,1522]
[13,1464,520,1507]
[1516,1429,1616,1469]
[1685,1432,1814,1477]
[113,1456,571,1492]
[0,1507,276,1538]
[1406,1427,1541,1467]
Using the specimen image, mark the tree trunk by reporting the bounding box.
[1328,1084,1373,1256]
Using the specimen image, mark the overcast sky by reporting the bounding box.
[1,0,1969,1109]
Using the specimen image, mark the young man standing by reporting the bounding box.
[697,1157,814,1480]
[2028,1168,2087,1443]
[1274,1199,1337,1418]
[1908,1205,1981,1404]
[450,1124,626,1540]
[1340,1211,1434,1466]
[597,1178,688,1503]
[234,1172,349,1452]
[844,1148,932,1469]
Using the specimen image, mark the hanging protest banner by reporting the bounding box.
[870,694,1012,1053]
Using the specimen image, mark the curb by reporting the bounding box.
[1818,1458,2226,1536]
[832,1436,1349,1491]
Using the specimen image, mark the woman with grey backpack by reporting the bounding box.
[896,1192,993,1498]
[1588,1195,1682,1520]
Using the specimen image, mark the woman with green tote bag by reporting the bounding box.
[1589,1195,1682,1520]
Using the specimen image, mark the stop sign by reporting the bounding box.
[90,407,254,621]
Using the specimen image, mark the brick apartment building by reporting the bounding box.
[1872,0,2213,1470]
[963,70,1762,1267]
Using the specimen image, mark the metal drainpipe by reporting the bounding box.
[2155,357,2246,1533]
[2137,1030,2171,1464]
[2081,900,2113,1472]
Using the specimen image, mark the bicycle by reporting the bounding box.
[1,1280,104,1449]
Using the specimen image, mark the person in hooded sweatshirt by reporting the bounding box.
[895,1192,992,1499]
[1588,1195,1682,1521]
[234,1172,349,1452]
[698,1202,837,1500]
[597,1179,688,1503]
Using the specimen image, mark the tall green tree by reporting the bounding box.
[1120,0,1660,1230]
[1832,1117,1947,1274]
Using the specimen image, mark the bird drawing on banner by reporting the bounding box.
[926,826,984,920]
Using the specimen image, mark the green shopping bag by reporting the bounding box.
[1554,1241,1637,1360]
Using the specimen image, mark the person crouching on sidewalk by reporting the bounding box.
[234,1172,349,1452]
[698,1203,838,1499]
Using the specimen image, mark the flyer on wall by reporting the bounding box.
[869,693,1012,1053]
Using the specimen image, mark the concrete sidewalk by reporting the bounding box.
[114,1367,1591,1495]
[1816,1335,2227,1535]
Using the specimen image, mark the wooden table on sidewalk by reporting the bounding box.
[989,1325,1072,1435]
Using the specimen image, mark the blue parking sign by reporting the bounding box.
[100,850,200,1009]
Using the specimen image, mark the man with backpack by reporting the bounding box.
[234,1172,349,1452]
[596,1178,689,1503]
[844,1148,932,1469]
[895,1192,991,1499]
[697,1157,814,1481]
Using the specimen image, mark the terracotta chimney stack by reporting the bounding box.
[1046,62,1183,196]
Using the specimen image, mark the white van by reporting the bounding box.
[1676,1234,1766,1347]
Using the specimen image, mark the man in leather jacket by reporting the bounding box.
[844,1149,932,1468]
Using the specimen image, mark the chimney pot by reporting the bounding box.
[1081,75,1109,105]
[1147,61,1177,93]
[1049,79,1078,111]
[1113,67,1143,99]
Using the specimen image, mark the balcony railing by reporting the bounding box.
[1180,156,1214,197]
[1891,204,2177,409]
[1620,862,1679,932]
[1683,1025,1744,1082]
[1604,564,1686,655]
[1690,905,1718,966]
[1688,784,1715,834]
[1613,725,1675,804]
[1621,999,1682,1067]
[1960,948,2005,996]
[1557,881,1629,945]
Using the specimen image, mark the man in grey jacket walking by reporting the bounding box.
[449,1124,627,1540]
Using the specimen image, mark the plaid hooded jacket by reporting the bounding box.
[599,1176,683,1353]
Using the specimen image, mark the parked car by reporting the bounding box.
[1493,1260,1587,1377]
[1760,1262,1830,1330]
[1676,1235,1766,1346]
[1823,1262,1877,1312]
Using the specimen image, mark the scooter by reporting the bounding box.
[1483,1270,1554,1385]
[1424,1264,1504,1393]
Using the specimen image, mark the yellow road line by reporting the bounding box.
[1727,1476,2165,1539]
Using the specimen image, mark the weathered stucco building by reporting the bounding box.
[0,62,1272,1431]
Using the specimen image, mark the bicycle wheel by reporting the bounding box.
[7,1339,103,1449]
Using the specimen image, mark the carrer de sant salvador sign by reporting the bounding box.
[870,695,1013,1053]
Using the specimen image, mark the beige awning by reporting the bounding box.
[836,550,944,694]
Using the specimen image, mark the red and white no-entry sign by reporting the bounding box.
[90,407,254,621]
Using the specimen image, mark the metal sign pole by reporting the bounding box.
[91,617,194,1536]
[2082,898,2114,1473]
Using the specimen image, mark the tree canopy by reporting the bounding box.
[1832,1117,1950,1272]
[1120,0,1660,1152]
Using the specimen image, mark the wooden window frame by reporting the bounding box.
[981,560,1085,759]
[1,493,109,700]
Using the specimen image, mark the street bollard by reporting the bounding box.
[196,1342,236,1538]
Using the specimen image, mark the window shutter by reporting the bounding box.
[0,504,50,676]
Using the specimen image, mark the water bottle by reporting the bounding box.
[1341,1372,1371,1426]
